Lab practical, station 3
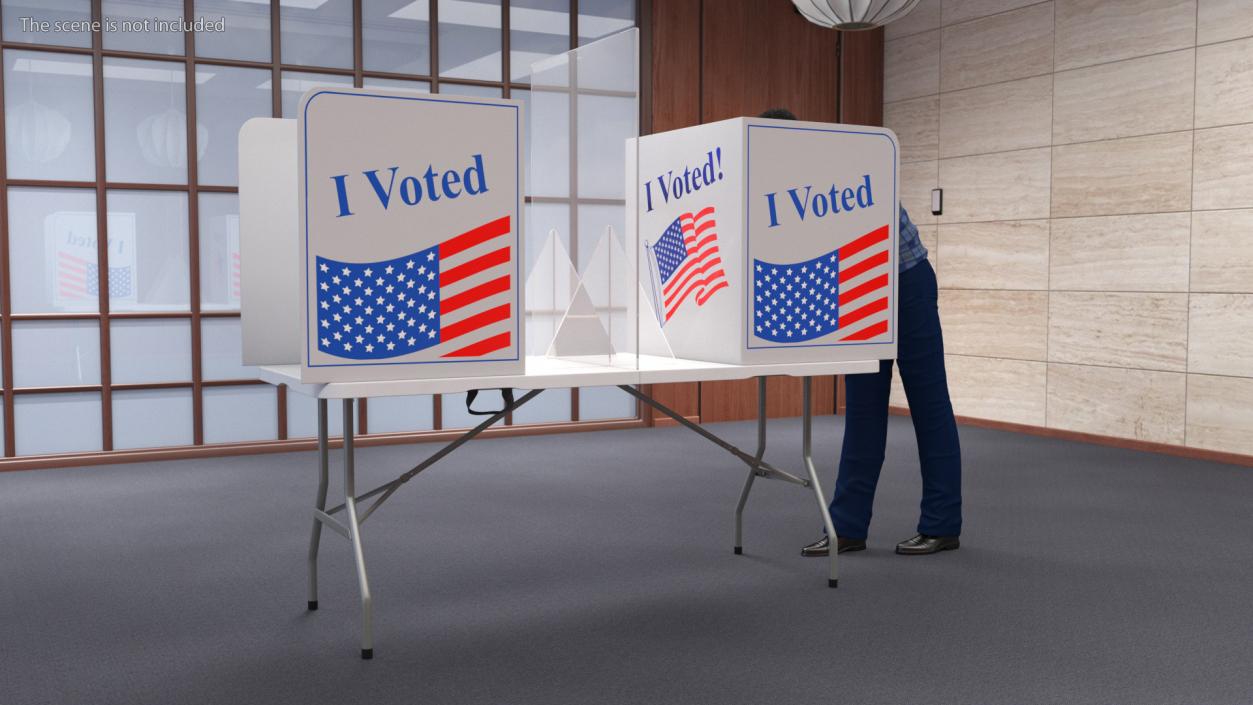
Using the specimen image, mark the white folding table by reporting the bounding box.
[261,355,878,659]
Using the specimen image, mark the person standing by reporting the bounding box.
[758,108,963,557]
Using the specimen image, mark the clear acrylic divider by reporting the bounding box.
[525,28,640,373]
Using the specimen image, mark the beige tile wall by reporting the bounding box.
[883,0,1253,457]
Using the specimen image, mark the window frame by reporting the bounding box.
[0,0,645,464]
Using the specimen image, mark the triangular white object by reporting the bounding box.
[524,229,580,356]
[546,280,614,358]
[637,283,674,358]
[579,225,637,354]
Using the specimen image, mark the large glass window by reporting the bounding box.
[196,0,271,62]
[3,51,95,181]
[0,0,638,461]
[2,0,92,48]
[438,0,502,81]
[280,0,354,69]
[364,0,431,75]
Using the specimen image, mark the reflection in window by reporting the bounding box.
[6,187,99,313]
[196,66,272,186]
[102,0,184,55]
[196,0,271,62]
[4,51,96,181]
[510,0,568,81]
[279,71,353,118]
[198,193,241,312]
[281,0,354,69]
[438,0,502,81]
[104,57,198,185]
[104,190,190,312]
[364,0,431,75]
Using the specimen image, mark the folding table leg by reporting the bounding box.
[307,399,330,611]
[801,376,839,588]
[733,376,768,554]
[342,399,374,659]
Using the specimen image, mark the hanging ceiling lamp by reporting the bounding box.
[136,107,208,169]
[6,99,71,164]
[792,0,922,30]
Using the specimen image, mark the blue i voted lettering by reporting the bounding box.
[330,153,489,218]
[765,174,874,227]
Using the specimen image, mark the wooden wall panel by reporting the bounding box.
[840,27,886,125]
[649,0,702,132]
[701,376,836,423]
[700,1,839,123]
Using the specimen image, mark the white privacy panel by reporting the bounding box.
[238,118,300,366]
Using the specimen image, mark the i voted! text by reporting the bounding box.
[642,148,724,212]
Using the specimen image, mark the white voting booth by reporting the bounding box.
[237,29,896,659]
[635,117,899,365]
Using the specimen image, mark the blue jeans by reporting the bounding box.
[829,259,962,539]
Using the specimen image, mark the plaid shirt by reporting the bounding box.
[899,205,929,272]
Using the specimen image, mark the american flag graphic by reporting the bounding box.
[649,206,729,323]
[315,215,513,360]
[753,223,891,343]
[57,250,134,300]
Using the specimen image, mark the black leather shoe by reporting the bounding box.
[895,534,959,555]
[800,536,866,557]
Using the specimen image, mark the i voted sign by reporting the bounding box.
[746,120,898,352]
[299,88,524,383]
[634,116,898,366]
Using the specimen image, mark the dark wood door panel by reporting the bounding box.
[650,0,702,132]
[700,375,835,423]
[839,27,885,126]
[700,0,838,123]
[647,382,701,425]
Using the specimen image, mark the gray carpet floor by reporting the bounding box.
[2,415,1252,705]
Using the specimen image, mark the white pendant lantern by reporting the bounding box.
[6,99,72,164]
[792,0,922,30]
[136,107,209,170]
